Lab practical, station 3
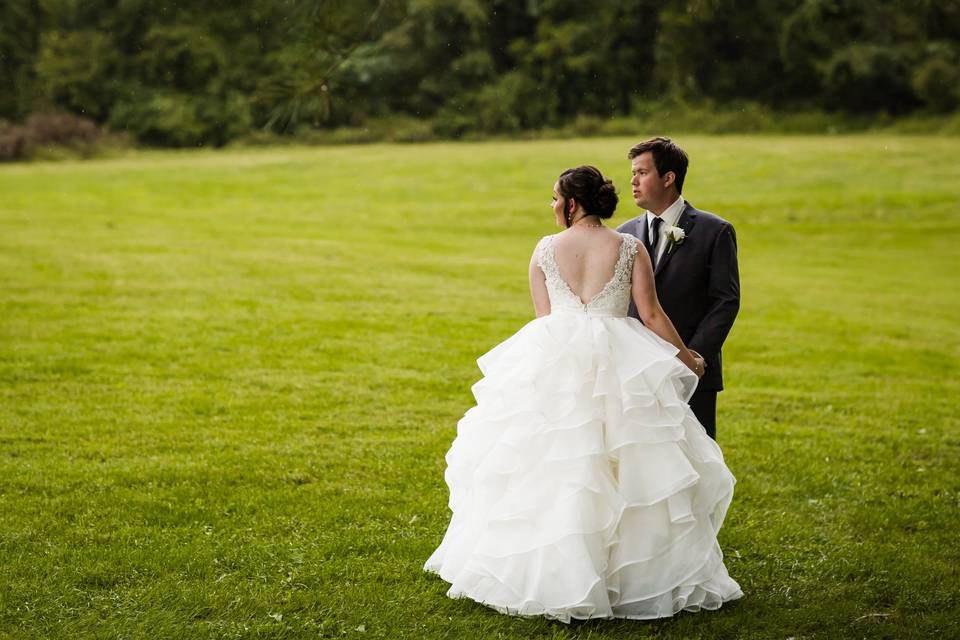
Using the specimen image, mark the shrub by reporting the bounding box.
[912,58,960,112]
[568,115,604,137]
[34,30,119,120]
[822,45,916,113]
[432,71,543,136]
[384,116,434,143]
[25,112,99,146]
[138,25,226,92]
[0,126,31,161]
[109,91,251,147]
[0,112,101,161]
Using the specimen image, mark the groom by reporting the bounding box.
[617,137,740,440]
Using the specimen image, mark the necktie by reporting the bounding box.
[649,216,663,266]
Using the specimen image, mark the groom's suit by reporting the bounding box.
[618,201,740,439]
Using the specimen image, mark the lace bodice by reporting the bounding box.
[536,233,639,317]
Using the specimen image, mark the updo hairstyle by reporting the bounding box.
[556,165,618,227]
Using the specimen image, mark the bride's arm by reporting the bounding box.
[630,248,703,376]
[529,249,551,317]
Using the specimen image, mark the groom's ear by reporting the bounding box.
[663,171,677,189]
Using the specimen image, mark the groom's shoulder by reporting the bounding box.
[687,203,734,231]
[615,216,643,235]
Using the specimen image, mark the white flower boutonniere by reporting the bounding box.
[665,226,686,254]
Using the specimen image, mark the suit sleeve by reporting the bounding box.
[687,223,740,357]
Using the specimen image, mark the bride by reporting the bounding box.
[424,166,743,621]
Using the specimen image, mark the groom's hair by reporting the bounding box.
[627,137,689,194]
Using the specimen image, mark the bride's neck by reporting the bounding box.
[570,214,602,228]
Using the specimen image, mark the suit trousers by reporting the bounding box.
[689,389,717,440]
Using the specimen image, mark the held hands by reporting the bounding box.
[689,349,707,378]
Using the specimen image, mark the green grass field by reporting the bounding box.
[1,135,958,639]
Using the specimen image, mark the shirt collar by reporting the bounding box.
[645,196,685,230]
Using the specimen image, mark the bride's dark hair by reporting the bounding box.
[557,165,618,227]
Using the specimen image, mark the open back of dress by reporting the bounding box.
[536,233,637,317]
[550,232,629,304]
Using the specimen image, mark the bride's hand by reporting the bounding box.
[689,350,706,378]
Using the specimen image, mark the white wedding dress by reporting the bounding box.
[424,232,742,622]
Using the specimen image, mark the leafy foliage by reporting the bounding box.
[1,0,958,146]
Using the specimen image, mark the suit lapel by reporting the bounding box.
[632,216,653,268]
[654,202,697,278]
[637,215,650,247]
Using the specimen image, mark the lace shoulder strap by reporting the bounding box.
[534,234,556,273]
[620,232,638,265]
[617,233,639,278]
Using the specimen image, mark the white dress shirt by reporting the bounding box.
[645,196,685,265]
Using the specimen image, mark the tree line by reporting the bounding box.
[1,0,958,147]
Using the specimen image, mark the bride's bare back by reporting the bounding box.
[551,227,627,303]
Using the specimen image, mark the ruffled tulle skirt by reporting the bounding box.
[424,311,743,622]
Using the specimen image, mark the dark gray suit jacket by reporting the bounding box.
[617,201,740,392]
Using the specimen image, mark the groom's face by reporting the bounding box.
[631,152,669,211]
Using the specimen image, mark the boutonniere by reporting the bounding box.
[665,226,686,253]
